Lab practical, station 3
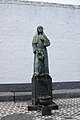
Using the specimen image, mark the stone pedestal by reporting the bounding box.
[28,74,58,115]
[32,74,52,105]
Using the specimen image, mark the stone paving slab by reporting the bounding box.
[0,98,80,120]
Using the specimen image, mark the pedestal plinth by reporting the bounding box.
[32,74,52,105]
[28,74,58,113]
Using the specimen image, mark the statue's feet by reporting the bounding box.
[40,73,49,76]
[33,73,49,77]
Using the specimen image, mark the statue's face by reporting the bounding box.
[37,26,43,33]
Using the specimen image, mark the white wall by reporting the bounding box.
[0,1,80,83]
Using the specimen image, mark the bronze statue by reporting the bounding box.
[32,26,50,76]
[28,26,58,114]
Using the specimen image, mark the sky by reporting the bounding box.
[27,0,80,5]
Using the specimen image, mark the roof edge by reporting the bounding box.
[0,0,80,9]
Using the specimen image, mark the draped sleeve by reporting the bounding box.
[32,35,38,53]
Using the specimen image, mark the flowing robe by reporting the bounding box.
[32,33,50,75]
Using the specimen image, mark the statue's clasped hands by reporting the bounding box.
[39,35,44,41]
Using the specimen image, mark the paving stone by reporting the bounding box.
[0,98,80,119]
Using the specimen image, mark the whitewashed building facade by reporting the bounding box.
[0,0,80,83]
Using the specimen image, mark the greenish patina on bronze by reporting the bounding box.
[32,26,50,75]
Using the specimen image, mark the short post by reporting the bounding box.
[13,92,15,103]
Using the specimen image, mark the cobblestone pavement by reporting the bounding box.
[0,98,80,120]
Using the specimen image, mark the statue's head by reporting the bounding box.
[37,26,43,34]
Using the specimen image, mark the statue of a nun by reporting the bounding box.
[32,26,50,76]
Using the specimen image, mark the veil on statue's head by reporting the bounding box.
[35,25,46,38]
[37,25,43,32]
[32,26,48,44]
